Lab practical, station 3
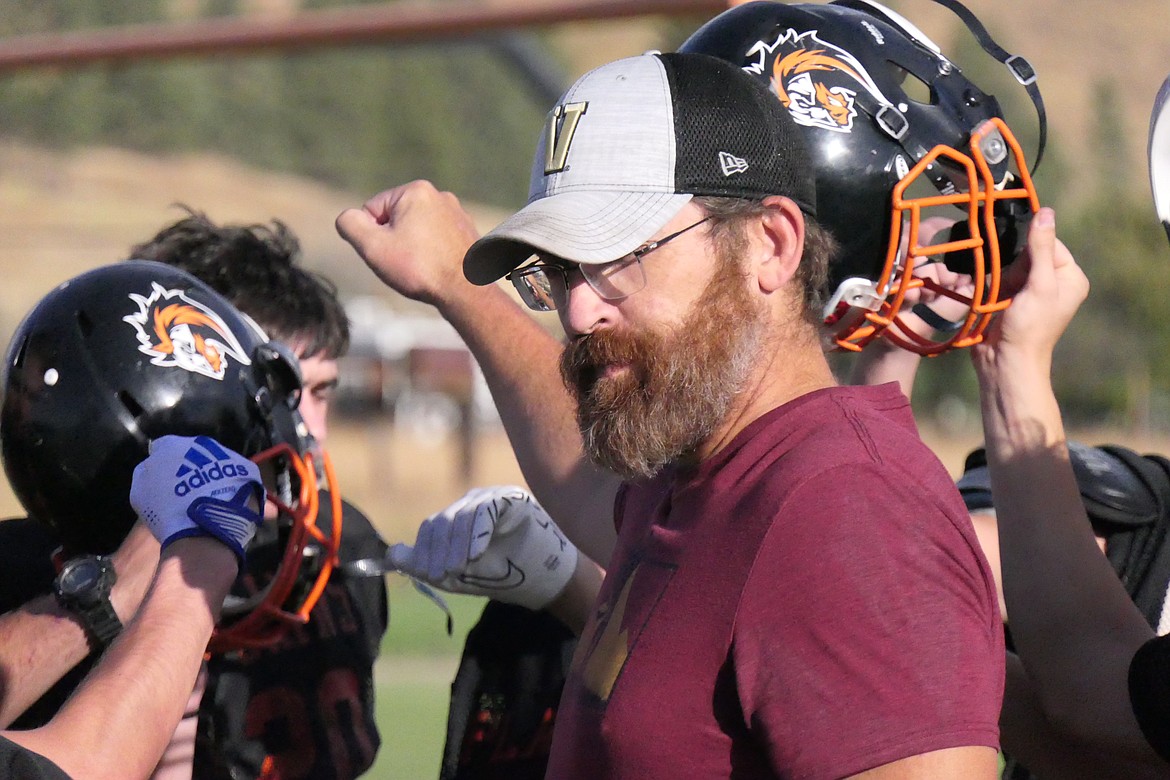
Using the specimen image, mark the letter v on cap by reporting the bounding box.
[544,102,588,175]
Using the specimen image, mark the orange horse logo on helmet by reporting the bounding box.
[742,28,891,134]
[123,282,251,380]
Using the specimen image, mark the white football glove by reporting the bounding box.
[388,486,578,611]
[130,435,265,566]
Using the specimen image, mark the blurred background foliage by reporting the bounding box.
[0,0,1167,434]
[0,0,559,207]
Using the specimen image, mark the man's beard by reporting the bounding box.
[559,249,766,481]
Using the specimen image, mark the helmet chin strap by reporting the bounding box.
[934,0,1046,171]
[839,0,1047,174]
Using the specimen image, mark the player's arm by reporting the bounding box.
[7,537,237,780]
[0,523,159,728]
[973,209,1160,757]
[336,181,620,565]
[966,509,1007,622]
[847,217,961,400]
[545,553,605,636]
[847,335,924,400]
[1001,653,1169,778]
[3,436,265,780]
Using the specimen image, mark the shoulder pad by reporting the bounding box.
[955,446,993,512]
[955,443,1170,531]
[1079,444,1166,529]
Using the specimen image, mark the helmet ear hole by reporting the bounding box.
[76,309,95,338]
[254,342,303,410]
[898,68,933,105]
[118,390,146,421]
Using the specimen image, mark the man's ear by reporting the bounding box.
[754,195,805,294]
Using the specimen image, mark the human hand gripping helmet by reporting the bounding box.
[1,260,343,652]
[682,0,1045,354]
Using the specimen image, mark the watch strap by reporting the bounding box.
[80,599,123,648]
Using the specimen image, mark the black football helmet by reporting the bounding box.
[682,0,1044,354]
[1,260,343,651]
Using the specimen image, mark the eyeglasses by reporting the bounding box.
[507,216,712,312]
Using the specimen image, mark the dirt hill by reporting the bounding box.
[0,142,507,324]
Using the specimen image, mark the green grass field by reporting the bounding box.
[365,583,487,779]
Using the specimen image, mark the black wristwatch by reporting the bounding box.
[53,555,123,651]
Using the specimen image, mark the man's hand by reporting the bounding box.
[130,435,265,567]
[389,486,579,611]
[335,180,483,309]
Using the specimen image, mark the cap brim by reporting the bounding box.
[463,190,693,285]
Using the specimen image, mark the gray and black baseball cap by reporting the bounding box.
[463,51,817,285]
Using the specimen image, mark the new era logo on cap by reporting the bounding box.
[463,51,816,285]
[719,151,750,177]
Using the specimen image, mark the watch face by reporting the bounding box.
[59,557,103,597]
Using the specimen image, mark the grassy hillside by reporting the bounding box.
[0,141,506,331]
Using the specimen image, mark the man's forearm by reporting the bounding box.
[438,284,621,565]
[334,183,621,564]
[545,554,606,636]
[0,524,159,728]
[977,351,1153,752]
[848,338,922,400]
[1001,654,1168,778]
[6,539,235,780]
[0,596,93,728]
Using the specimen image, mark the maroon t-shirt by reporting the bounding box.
[546,384,1003,779]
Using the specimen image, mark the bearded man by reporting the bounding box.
[337,52,1002,779]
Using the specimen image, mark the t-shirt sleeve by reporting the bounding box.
[733,465,1002,778]
[0,737,73,780]
[1129,634,1170,763]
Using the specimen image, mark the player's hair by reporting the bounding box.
[128,206,350,359]
[694,195,835,326]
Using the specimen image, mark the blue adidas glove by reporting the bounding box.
[130,435,265,566]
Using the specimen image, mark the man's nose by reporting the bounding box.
[560,270,615,337]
